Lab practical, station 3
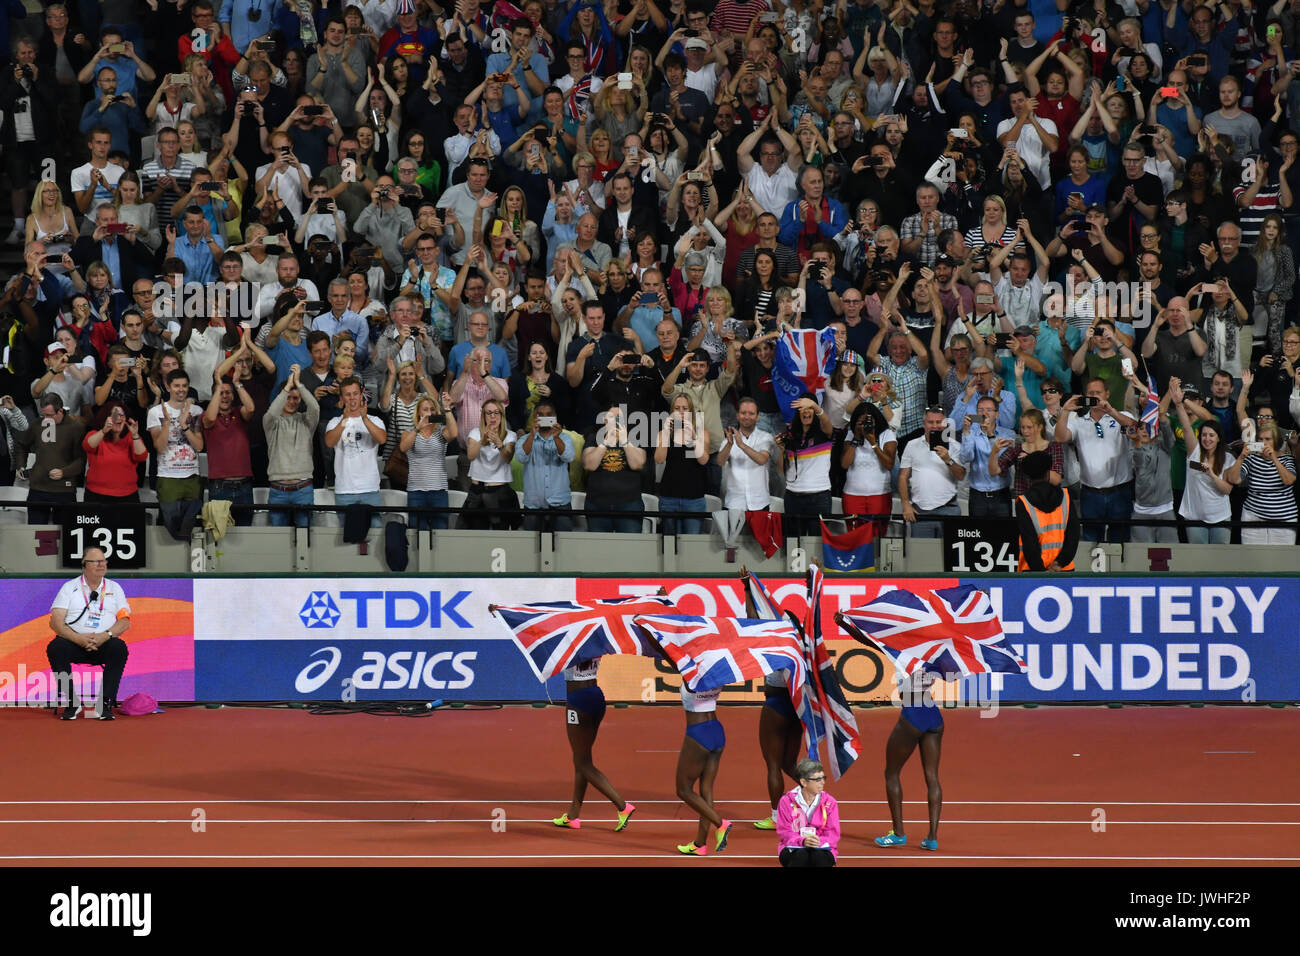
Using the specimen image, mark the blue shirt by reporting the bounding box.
[174,232,221,284]
[950,388,1018,435]
[518,430,575,507]
[960,425,1018,492]
[777,197,848,251]
[268,335,311,394]
[628,304,682,354]
[448,342,510,380]
[485,50,549,123]
[99,240,123,291]
[312,309,372,365]
[219,0,287,56]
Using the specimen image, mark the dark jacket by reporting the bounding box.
[0,71,55,147]
[71,235,152,290]
[597,202,657,252]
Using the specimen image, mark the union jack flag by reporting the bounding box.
[1140,374,1160,438]
[566,75,596,120]
[631,614,809,694]
[772,327,837,423]
[797,566,860,780]
[838,585,1026,680]
[742,570,782,619]
[492,595,675,682]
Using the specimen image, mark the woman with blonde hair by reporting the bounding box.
[400,391,459,530]
[589,77,647,162]
[464,396,519,530]
[655,390,710,535]
[26,181,78,255]
[381,357,437,479]
[991,406,1064,495]
[1227,419,1297,545]
[497,186,542,263]
[964,194,1018,252]
[686,286,747,367]
[583,126,620,182]
[177,120,207,167]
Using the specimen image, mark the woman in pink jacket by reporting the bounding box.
[776,759,841,867]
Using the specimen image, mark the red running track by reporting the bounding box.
[0,705,1295,866]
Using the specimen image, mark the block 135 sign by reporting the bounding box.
[61,505,147,569]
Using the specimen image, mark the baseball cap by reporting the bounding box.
[684,38,708,51]
[46,342,67,354]
[934,253,955,266]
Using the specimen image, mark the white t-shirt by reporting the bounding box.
[326,413,385,494]
[723,427,776,510]
[1179,445,1235,523]
[746,164,798,216]
[900,435,960,510]
[844,428,897,496]
[146,401,201,478]
[253,161,313,223]
[685,64,719,102]
[50,576,131,634]
[70,162,125,218]
[995,114,1057,187]
[467,427,517,483]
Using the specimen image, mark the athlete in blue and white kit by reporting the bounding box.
[552,658,636,832]
[754,670,802,831]
[674,683,734,856]
[874,669,943,851]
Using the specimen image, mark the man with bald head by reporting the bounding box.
[1140,297,1207,394]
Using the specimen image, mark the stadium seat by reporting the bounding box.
[567,491,587,531]
[0,487,26,525]
[311,488,338,527]
[640,493,659,534]
[704,494,723,515]
[198,452,209,478]
[379,489,408,517]
[769,496,785,514]
[832,496,843,515]
[251,486,270,527]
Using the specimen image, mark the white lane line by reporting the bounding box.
[0,799,1294,806]
[1,818,1296,826]
[0,854,1296,862]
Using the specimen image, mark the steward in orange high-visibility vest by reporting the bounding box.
[1015,450,1080,571]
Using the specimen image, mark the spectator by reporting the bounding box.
[1054,378,1139,543]
[380,358,437,477]
[776,758,841,868]
[27,393,86,524]
[655,392,710,535]
[148,368,205,539]
[32,341,89,420]
[866,319,929,444]
[1128,385,1179,545]
[463,398,518,530]
[949,358,1017,435]
[448,311,509,381]
[1140,298,1206,395]
[263,366,319,528]
[400,391,458,531]
[201,366,256,523]
[996,408,1064,496]
[777,165,847,261]
[1068,315,1140,411]
[842,403,896,537]
[325,376,387,520]
[82,402,148,503]
[779,395,834,538]
[899,406,965,539]
[583,405,646,533]
[518,400,576,532]
[961,394,1017,518]
[1227,420,1298,545]
[509,342,571,432]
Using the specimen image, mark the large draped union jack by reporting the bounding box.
[491,595,675,682]
[742,569,782,619]
[630,614,809,696]
[838,585,1025,680]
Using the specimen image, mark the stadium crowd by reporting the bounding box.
[0,0,1298,545]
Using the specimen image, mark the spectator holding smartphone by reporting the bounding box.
[1226,419,1297,545]
[1053,378,1137,543]
[1171,377,1234,544]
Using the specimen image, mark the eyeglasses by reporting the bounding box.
[1041,387,1060,394]
[1258,414,1275,420]
[804,775,826,783]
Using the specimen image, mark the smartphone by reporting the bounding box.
[640,291,659,305]
[975,293,994,306]
[994,333,1013,349]
[278,145,291,156]
[302,301,327,312]
[1188,54,1208,67]
[257,39,276,51]
[302,105,326,116]
[1115,77,1126,92]
[1268,24,1280,38]
[116,355,133,368]
[108,42,126,54]
[808,261,825,280]
[199,181,221,191]
[1159,86,1179,97]
[1080,396,1101,408]
[949,128,968,139]
[759,11,779,22]
[927,430,945,449]
[169,73,191,86]
[317,199,334,212]
[1247,441,1265,452]
[537,415,558,428]
[1069,191,1083,203]
[617,72,632,90]
[621,355,639,367]
[1188,460,1206,472]
[104,222,130,234]
[261,243,283,255]
[1121,357,1134,376]
[687,170,705,182]
[1140,124,1157,135]
[684,29,699,37]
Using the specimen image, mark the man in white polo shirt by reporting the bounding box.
[1053,376,1137,543]
[899,405,966,538]
[46,547,132,720]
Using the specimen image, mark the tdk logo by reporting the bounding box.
[298,590,473,630]
[300,592,342,628]
[295,646,477,693]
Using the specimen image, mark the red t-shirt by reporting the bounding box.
[1036,94,1080,156]
[83,433,148,497]
[202,412,252,479]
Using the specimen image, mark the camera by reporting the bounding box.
[377,186,392,197]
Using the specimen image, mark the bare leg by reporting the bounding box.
[695,748,723,845]
[758,705,799,812]
[918,727,944,842]
[676,736,723,840]
[565,712,624,818]
[883,719,920,836]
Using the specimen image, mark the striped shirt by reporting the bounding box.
[785,439,833,493]
[1232,182,1280,248]
[139,158,196,231]
[1240,453,1297,520]
[407,430,450,493]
